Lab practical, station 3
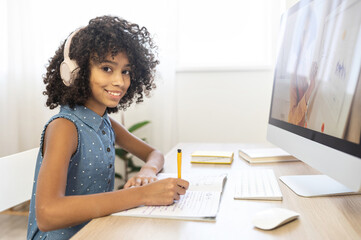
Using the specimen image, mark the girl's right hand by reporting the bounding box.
[141,178,189,206]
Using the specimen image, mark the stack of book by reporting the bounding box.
[238,147,298,163]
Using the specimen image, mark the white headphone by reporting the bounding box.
[60,29,82,86]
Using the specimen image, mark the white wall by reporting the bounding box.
[175,70,274,144]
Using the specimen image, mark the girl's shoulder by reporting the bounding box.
[39,106,80,157]
[41,106,80,137]
[46,105,80,125]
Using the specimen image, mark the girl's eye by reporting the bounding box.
[122,70,131,75]
[102,66,112,73]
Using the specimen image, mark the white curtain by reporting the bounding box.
[0,0,177,157]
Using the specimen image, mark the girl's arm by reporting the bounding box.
[36,118,188,232]
[109,117,164,188]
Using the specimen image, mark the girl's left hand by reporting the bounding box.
[123,166,158,188]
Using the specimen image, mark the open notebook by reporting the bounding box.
[113,173,227,221]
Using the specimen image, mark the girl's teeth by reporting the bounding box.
[108,91,120,96]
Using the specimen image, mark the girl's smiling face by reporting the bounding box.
[85,52,131,116]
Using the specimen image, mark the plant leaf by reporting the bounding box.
[128,121,150,133]
[115,173,123,179]
[128,158,136,168]
[115,148,128,160]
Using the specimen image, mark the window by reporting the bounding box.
[176,0,285,71]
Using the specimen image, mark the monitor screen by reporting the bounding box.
[268,0,361,195]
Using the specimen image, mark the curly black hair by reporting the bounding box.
[43,15,159,113]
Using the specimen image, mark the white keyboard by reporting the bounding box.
[234,169,283,200]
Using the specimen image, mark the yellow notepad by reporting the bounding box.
[191,151,234,164]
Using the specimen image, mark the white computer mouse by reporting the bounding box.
[252,207,299,230]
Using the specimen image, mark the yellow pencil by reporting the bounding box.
[177,149,182,178]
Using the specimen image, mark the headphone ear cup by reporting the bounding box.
[60,59,79,86]
[60,28,82,86]
[60,61,72,86]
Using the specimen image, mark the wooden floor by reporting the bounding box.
[0,214,28,240]
[0,201,30,239]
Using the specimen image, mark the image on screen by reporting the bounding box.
[270,0,361,145]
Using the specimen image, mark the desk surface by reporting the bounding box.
[72,143,361,240]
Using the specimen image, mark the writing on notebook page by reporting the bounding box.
[114,173,227,220]
[137,191,220,216]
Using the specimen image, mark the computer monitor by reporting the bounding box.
[267,0,361,197]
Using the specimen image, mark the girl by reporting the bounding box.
[27,15,189,240]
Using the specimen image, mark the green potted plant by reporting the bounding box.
[114,120,150,189]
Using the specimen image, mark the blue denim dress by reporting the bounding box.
[27,105,115,240]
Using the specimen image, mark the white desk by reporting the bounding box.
[72,143,361,240]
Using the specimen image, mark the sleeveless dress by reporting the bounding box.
[27,105,115,240]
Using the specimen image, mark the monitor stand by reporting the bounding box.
[279,175,359,197]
